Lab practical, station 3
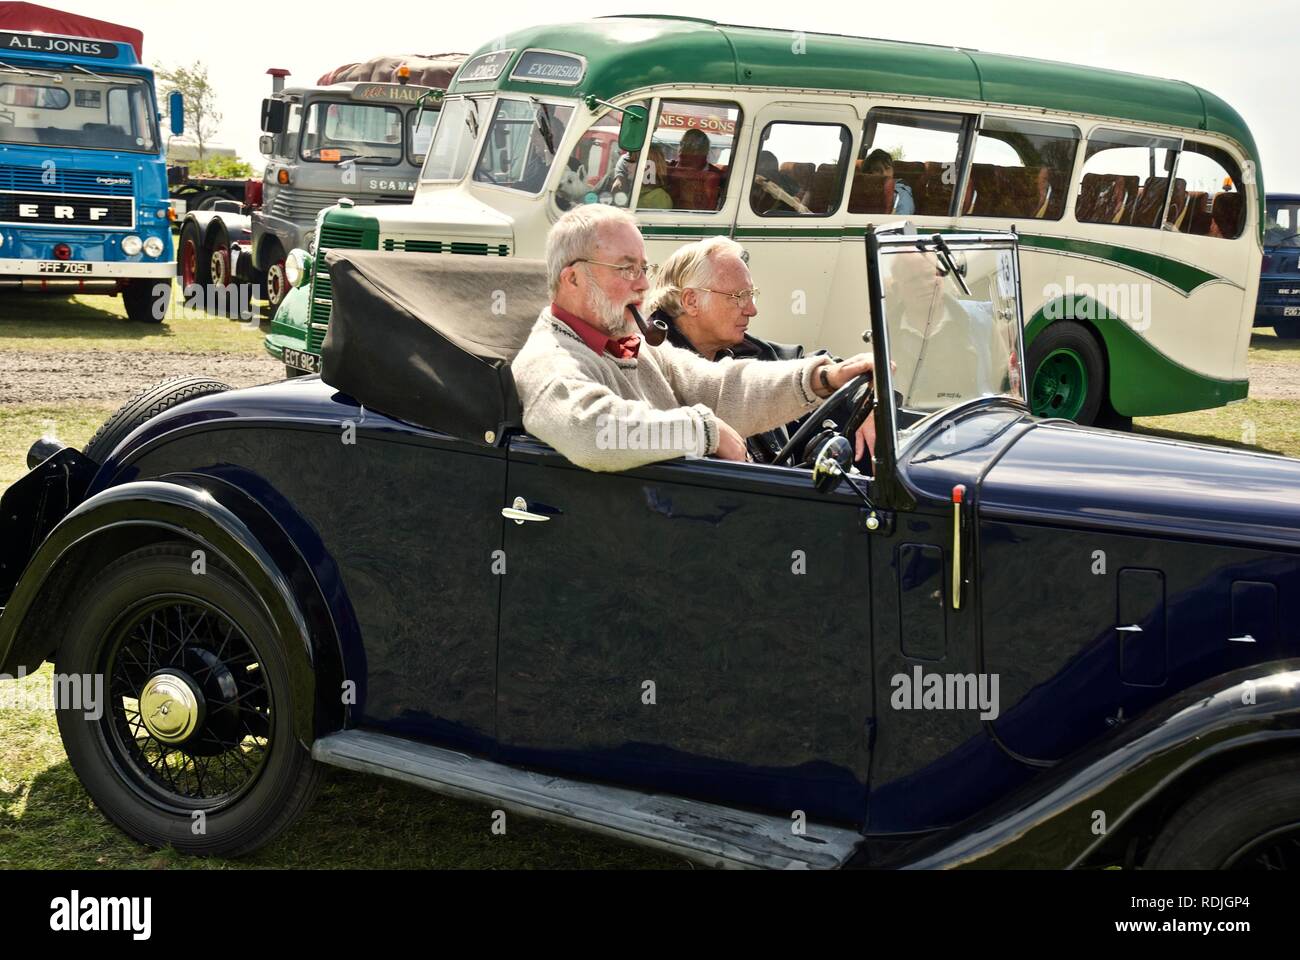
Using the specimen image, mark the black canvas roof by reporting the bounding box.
[321,250,549,443]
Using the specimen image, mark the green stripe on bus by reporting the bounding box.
[639,225,1225,293]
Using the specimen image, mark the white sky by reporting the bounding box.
[44,0,1300,191]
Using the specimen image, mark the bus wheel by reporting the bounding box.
[121,279,171,324]
[1144,756,1300,869]
[1273,319,1300,340]
[1028,322,1105,424]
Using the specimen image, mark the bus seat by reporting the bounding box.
[808,163,843,213]
[848,172,895,213]
[1077,173,1136,224]
[1165,179,1190,231]
[780,162,815,196]
[1210,191,1243,238]
[666,160,723,211]
[1133,177,1170,228]
[1187,192,1214,235]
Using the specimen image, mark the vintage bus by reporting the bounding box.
[269,16,1263,427]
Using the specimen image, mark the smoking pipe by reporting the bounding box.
[629,304,668,347]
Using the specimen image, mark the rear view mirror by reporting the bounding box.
[812,435,853,494]
[168,91,184,136]
[261,98,288,134]
[258,134,275,156]
[618,104,648,153]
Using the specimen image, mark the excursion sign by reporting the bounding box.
[509,50,585,85]
[1,31,119,60]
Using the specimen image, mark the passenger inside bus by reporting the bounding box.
[664,129,725,211]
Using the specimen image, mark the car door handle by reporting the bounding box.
[502,496,551,525]
[1116,624,1143,633]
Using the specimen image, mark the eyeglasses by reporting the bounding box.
[570,259,655,282]
[696,287,760,307]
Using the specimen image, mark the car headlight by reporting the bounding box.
[285,248,312,288]
[143,236,165,258]
[121,234,142,256]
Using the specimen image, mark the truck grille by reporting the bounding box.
[382,238,510,256]
[269,187,411,222]
[0,164,134,196]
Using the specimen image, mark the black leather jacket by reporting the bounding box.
[654,308,833,463]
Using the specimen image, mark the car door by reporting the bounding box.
[495,438,874,825]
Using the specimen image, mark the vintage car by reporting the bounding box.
[1,229,1297,870]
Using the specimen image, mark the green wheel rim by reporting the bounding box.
[1031,348,1089,420]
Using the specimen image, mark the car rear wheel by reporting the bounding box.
[54,543,321,856]
[1144,756,1300,869]
[1273,319,1300,339]
[1028,321,1106,425]
[83,375,231,464]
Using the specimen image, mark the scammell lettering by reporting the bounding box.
[368,179,415,191]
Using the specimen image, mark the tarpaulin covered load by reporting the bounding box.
[0,2,143,59]
[316,53,465,89]
[321,250,547,443]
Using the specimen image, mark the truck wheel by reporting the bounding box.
[54,542,322,857]
[264,240,289,313]
[83,375,231,464]
[207,223,232,290]
[121,279,172,324]
[1274,319,1300,340]
[178,220,208,292]
[1027,321,1106,425]
[1145,756,1300,869]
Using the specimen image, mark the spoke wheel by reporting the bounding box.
[102,597,272,810]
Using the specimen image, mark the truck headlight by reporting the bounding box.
[285,248,312,288]
[143,236,165,258]
[121,235,143,256]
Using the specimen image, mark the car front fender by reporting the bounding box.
[891,661,1300,869]
[0,474,347,745]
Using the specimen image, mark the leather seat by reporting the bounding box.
[666,155,724,211]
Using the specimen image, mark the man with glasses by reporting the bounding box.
[647,236,874,463]
[511,205,874,473]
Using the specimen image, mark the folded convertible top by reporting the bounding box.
[321,250,548,443]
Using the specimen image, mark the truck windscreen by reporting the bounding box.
[0,67,158,153]
[300,101,403,165]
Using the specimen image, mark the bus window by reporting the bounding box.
[851,108,971,216]
[409,107,438,165]
[750,121,852,217]
[639,100,742,213]
[556,101,647,210]
[473,98,574,194]
[1173,141,1246,239]
[1075,128,1179,228]
[964,117,1078,220]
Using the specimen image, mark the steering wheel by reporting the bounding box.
[771,372,876,468]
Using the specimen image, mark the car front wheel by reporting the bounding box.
[1144,755,1300,869]
[54,543,321,857]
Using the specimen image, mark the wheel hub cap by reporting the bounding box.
[139,672,203,744]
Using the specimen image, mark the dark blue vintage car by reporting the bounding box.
[2,229,1298,870]
[1256,193,1300,338]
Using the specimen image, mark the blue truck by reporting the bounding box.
[0,13,182,322]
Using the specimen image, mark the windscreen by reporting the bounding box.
[472,97,573,193]
[421,96,483,180]
[300,100,403,164]
[0,66,157,152]
[881,244,1024,424]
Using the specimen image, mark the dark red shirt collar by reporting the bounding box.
[551,302,640,359]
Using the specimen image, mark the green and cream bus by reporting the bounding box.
[268,15,1263,426]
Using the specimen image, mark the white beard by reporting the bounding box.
[584,283,632,337]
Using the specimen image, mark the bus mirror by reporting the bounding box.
[259,134,275,156]
[168,92,185,136]
[618,105,648,153]
[261,98,288,134]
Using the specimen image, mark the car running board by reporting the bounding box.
[311,729,862,870]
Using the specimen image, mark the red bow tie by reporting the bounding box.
[607,334,641,359]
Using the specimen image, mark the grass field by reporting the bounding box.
[1,294,1297,869]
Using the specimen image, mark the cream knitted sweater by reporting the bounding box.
[511,307,830,472]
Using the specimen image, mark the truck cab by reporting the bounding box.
[0,24,177,322]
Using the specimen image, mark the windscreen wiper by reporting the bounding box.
[529,97,555,155]
[69,63,112,83]
[336,155,390,166]
[929,233,971,296]
[0,59,62,80]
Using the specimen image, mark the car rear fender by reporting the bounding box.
[890,662,1300,868]
[0,474,347,745]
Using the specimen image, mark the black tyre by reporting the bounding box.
[55,543,321,856]
[262,239,289,313]
[1027,321,1107,425]
[84,375,230,463]
[1145,756,1300,869]
[177,219,208,292]
[121,278,172,324]
[1274,318,1300,340]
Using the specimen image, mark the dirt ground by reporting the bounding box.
[0,350,284,405]
[1245,358,1300,399]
